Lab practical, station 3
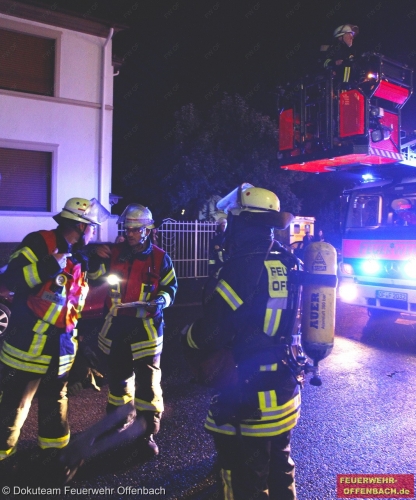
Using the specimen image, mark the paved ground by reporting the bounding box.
[1,293,416,499]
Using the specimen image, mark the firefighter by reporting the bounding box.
[183,183,302,500]
[323,24,359,89]
[89,203,177,457]
[0,197,110,481]
[208,214,228,277]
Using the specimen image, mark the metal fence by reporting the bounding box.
[157,219,216,278]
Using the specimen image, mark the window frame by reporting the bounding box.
[0,17,61,98]
[0,139,58,215]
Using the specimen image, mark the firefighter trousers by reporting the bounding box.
[0,361,69,460]
[106,339,163,437]
[213,430,296,500]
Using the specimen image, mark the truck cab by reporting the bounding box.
[338,177,416,317]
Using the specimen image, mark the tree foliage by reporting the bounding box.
[161,94,305,219]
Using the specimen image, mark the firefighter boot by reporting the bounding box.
[37,448,80,486]
[136,411,161,458]
[140,434,159,457]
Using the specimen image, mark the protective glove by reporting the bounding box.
[145,295,166,315]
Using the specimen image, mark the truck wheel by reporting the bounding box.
[0,302,10,338]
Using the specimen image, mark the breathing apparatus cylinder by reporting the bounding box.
[301,242,337,385]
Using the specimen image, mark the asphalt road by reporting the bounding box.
[1,300,416,500]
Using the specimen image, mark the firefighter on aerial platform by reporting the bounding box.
[183,183,303,500]
[323,24,359,89]
[0,197,111,482]
[208,213,228,277]
[89,204,177,458]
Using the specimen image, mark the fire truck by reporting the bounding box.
[277,52,416,319]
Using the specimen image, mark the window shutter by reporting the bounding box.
[0,28,55,96]
[0,148,51,211]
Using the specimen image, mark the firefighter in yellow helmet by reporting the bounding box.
[88,203,177,458]
[0,197,110,483]
[183,184,302,499]
[322,24,359,89]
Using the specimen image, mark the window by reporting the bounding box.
[347,195,381,227]
[0,147,52,211]
[0,28,55,96]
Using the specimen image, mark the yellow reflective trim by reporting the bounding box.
[204,415,237,435]
[0,351,49,374]
[260,363,278,371]
[38,433,70,449]
[259,390,277,409]
[108,393,134,406]
[344,66,350,82]
[58,360,75,376]
[100,314,114,338]
[42,302,62,324]
[131,336,162,352]
[33,320,50,334]
[138,282,148,302]
[263,307,282,337]
[186,324,199,349]
[132,343,163,361]
[23,263,42,288]
[160,268,176,286]
[98,324,112,354]
[0,446,17,460]
[28,333,47,356]
[143,317,158,341]
[98,335,111,348]
[215,280,243,311]
[240,411,299,437]
[2,341,51,365]
[131,337,163,360]
[98,343,110,355]
[134,397,164,413]
[221,469,235,500]
[88,263,106,280]
[10,246,38,264]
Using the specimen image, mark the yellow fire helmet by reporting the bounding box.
[117,204,155,229]
[54,197,110,225]
[217,183,293,229]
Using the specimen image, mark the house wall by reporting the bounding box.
[0,13,114,243]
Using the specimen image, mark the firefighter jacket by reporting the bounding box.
[88,240,177,360]
[185,239,301,438]
[0,229,88,376]
[208,232,228,277]
[323,41,356,86]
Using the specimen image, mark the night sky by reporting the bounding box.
[19,1,416,211]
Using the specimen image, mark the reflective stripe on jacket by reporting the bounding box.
[26,231,88,333]
[186,241,301,437]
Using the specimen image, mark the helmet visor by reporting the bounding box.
[217,183,254,214]
[83,198,111,225]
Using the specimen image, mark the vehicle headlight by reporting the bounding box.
[361,259,381,275]
[338,283,358,301]
[403,260,416,279]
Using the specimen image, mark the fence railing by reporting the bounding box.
[157,219,216,278]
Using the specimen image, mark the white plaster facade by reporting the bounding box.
[0,4,117,243]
